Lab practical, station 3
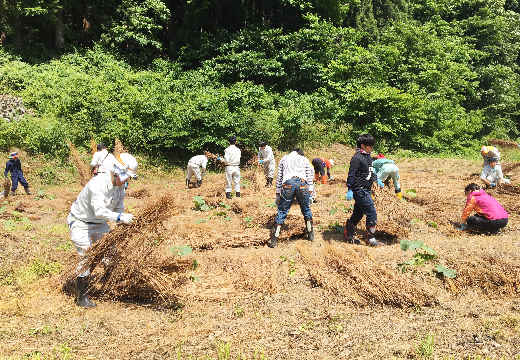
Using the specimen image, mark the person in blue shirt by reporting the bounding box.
[4,152,32,196]
[344,134,385,247]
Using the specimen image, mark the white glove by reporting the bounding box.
[119,213,134,224]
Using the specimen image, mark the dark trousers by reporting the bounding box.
[312,158,325,176]
[11,174,29,191]
[467,214,508,231]
[348,189,377,228]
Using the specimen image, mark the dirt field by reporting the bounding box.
[1,145,520,360]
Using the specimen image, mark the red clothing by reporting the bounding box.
[318,157,332,168]
[461,189,508,222]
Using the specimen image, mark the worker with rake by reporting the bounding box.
[258,141,276,188]
[67,153,138,308]
[311,157,334,184]
[4,152,32,196]
[372,153,402,199]
[186,154,208,189]
[344,134,385,247]
[458,183,508,235]
[217,135,241,199]
[269,148,314,248]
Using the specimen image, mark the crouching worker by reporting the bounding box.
[458,183,508,235]
[186,154,208,189]
[480,157,510,188]
[372,153,402,199]
[67,153,138,308]
[311,157,334,184]
[269,148,314,248]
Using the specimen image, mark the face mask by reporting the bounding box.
[113,167,130,182]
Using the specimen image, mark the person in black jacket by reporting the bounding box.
[4,152,32,196]
[344,134,385,246]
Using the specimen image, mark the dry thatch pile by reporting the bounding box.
[68,142,91,186]
[3,177,10,197]
[63,191,193,303]
[487,139,519,148]
[114,137,127,158]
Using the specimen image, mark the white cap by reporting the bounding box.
[329,159,334,167]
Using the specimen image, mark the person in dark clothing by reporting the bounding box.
[344,134,385,246]
[4,152,32,196]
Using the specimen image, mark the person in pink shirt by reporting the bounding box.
[459,183,508,234]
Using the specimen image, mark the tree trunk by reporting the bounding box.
[55,7,64,48]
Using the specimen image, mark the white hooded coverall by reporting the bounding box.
[258,145,276,179]
[186,155,208,181]
[67,173,126,276]
[223,144,241,193]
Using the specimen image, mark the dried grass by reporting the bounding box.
[114,138,126,158]
[90,138,97,156]
[68,142,91,186]
[3,177,10,196]
[487,139,519,148]
[63,191,193,303]
[298,242,437,307]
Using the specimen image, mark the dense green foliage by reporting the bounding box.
[1,0,520,160]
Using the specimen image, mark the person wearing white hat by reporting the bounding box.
[481,146,501,169]
[311,157,334,184]
[67,153,138,308]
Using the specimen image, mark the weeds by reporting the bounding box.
[398,240,457,278]
[414,332,434,359]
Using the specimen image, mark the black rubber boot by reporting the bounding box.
[366,227,385,247]
[226,192,231,199]
[266,178,273,188]
[75,276,97,308]
[344,222,360,245]
[24,187,32,195]
[268,224,281,248]
[306,220,314,241]
[197,179,202,187]
[236,192,240,198]
[185,179,190,189]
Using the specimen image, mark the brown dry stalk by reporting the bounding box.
[68,142,91,186]
[487,139,519,148]
[114,138,126,158]
[90,138,97,156]
[3,178,10,197]
[62,191,192,303]
[299,243,438,307]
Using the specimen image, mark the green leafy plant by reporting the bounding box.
[219,202,231,209]
[398,240,457,278]
[414,332,434,359]
[193,196,212,211]
[405,189,417,197]
[280,256,296,277]
[170,245,193,257]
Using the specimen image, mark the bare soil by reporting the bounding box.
[1,147,520,359]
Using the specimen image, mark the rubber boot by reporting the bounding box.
[226,192,231,199]
[75,276,97,308]
[10,190,16,196]
[266,178,273,188]
[396,191,402,199]
[344,222,360,244]
[320,175,327,185]
[305,220,314,241]
[314,174,320,183]
[24,187,32,195]
[185,179,190,189]
[366,226,385,247]
[197,179,202,187]
[236,192,240,198]
[268,224,281,248]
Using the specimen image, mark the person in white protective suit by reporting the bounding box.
[258,141,276,188]
[217,135,241,199]
[90,143,116,176]
[67,153,138,308]
[186,154,208,189]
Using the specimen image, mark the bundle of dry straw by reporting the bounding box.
[3,178,10,197]
[68,142,91,186]
[63,191,193,303]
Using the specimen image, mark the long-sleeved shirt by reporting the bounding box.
[275,151,314,194]
[480,165,503,183]
[5,159,23,178]
[69,173,125,224]
[223,144,241,166]
[90,149,116,174]
[461,189,508,222]
[188,155,208,170]
[258,145,275,162]
[347,150,376,190]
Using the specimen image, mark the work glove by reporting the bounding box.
[117,213,134,225]
[216,156,221,161]
[259,160,264,164]
[456,223,467,231]
[490,182,496,187]
[377,179,384,188]
[329,176,334,180]
[345,189,353,201]
[275,195,280,205]
[202,171,205,177]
